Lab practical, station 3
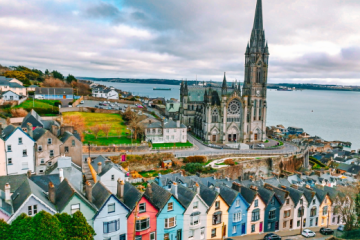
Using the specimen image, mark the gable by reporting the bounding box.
[6,128,34,142]
[61,194,96,219]
[229,194,249,212]
[94,195,129,219]
[159,195,185,216]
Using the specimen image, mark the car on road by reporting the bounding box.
[35,95,44,99]
[337,225,345,231]
[80,100,84,104]
[137,105,143,108]
[263,233,281,240]
[302,229,316,238]
[320,228,334,235]
[257,143,265,148]
[95,105,99,108]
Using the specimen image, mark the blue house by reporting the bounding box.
[35,87,73,100]
[218,183,249,237]
[145,182,185,240]
[287,126,304,135]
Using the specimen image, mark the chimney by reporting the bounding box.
[195,182,200,195]
[213,175,216,180]
[176,120,180,128]
[250,185,258,191]
[59,168,64,182]
[291,184,298,189]
[85,181,92,202]
[226,176,230,181]
[215,186,220,193]
[281,185,287,189]
[27,170,32,178]
[305,184,312,190]
[232,182,241,192]
[238,176,242,182]
[171,182,178,198]
[146,183,152,197]
[48,182,56,204]
[97,162,102,174]
[105,159,111,165]
[5,183,10,202]
[27,122,33,138]
[51,125,59,137]
[117,178,125,199]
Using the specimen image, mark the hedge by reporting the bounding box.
[183,155,207,163]
[309,156,326,167]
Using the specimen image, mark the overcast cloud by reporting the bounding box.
[1,0,360,85]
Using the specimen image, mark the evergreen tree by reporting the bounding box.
[55,213,72,239]
[45,69,50,76]
[10,213,35,240]
[66,74,77,84]
[70,211,95,240]
[0,219,10,240]
[52,70,64,80]
[32,211,64,240]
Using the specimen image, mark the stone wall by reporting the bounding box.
[83,144,149,153]
[84,96,141,105]
[60,107,120,114]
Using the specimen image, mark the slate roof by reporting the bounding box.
[0,174,27,193]
[215,183,239,207]
[323,186,339,202]
[198,182,218,207]
[337,163,360,175]
[99,162,125,177]
[1,125,16,140]
[59,131,81,142]
[175,183,196,209]
[35,87,73,95]
[0,190,13,216]
[264,184,288,205]
[11,178,56,213]
[312,186,328,203]
[45,161,82,192]
[92,181,112,209]
[123,182,142,212]
[157,172,183,187]
[21,109,43,128]
[280,185,304,206]
[238,186,257,205]
[257,186,275,206]
[30,174,61,192]
[298,186,316,203]
[32,128,47,141]
[143,182,172,213]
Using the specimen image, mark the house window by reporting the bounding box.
[150,232,156,240]
[7,145,11,151]
[189,229,194,238]
[212,211,222,225]
[71,204,80,214]
[135,236,142,240]
[300,199,303,205]
[310,207,317,217]
[323,206,328,215]
[232,225,237,234]
[111,175,115,181]
[233,211,242,222]
[271,198,275,205]
[47,138,52,144]
[268,223,272,230]
[136,218,150,231]
[193,201,198,209]
[286,199,290,204]
[284,210,291,218]
[254,199,258,207]
[164,217,176,228]
[312,199,316,205]
[236,199,240,207]
[215,201,220,210]
[8,158,12,164]
[269,209,276,219]
[38,145,43,152]
[22,162,29,170]
[50,150,54,158]
[139,203,146,213]
[23,149,27,157]
[108,203,115,213]
[200,228,205,239]
[297,220,300,227]
[164,233,169,240]
[190,212,200,226]
[28,205,37,216]
[167,202,173,211]
[252,209,260,221]
[48,161,52,166]
[211,228,216,238]
[283,221,287,228]
[18,138,22,144]
[103,219,120,233]
[298,207,304,217]
[251,224,255,232]
[65,146,69,153]
[72,140,75,146]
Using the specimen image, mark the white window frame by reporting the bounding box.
[47,138,52,144]
[193,201,198,209]
[167,202,173,211]
[233,211,242,222]
[23,149,27,157]
[108,203,115,213]
[71,203,80,214]
[18,137,22,144]
[232,225,237,234]
[164,216,176,229]
[8,158,12,164]
[139,203,146,213]
[150,232,156,240]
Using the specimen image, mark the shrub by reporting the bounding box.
[10,108,28,117]
[184,163,216,174]
[184,155,207,163]
[224,159,235,166]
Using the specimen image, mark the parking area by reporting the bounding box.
[75,100,137,110]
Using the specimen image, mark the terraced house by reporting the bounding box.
[299,186,320,228]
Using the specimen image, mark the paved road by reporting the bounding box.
[76,100,136,109]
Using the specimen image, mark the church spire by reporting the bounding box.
[222,72,227,96]
[253,0,263,30]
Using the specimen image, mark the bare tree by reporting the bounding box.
[128,119,144,140]
[100,124,111,138]
[115,128,122,138]
[123,106,136,121]
[336,185,359,231]
[89,125,101,139]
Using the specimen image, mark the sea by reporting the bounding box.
[94,81,360,150]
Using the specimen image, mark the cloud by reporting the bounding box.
[0,0,360,84]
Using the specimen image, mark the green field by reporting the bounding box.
[152,142,193,149]
[14,99,60,109]
[139,169,173,178]
[63,112,140,145]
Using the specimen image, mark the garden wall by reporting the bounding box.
[60,107,120,114]
[83,96,141,104]
[82,144,149,153]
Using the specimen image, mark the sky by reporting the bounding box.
[1,0,360,85]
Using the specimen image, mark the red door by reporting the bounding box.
[259,222,263,232]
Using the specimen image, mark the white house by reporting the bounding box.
[0,137,6,176]
[2,125,35,175]
[1,91,21,101]
[299,186,320,228]
[145,118,187,143]
[92,87,119,100]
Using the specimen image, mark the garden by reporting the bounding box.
[152,142,193,150]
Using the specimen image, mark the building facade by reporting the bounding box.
[179,0,268,144]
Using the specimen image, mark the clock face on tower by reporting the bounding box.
[228,100,241,115]
[256,90,260,97]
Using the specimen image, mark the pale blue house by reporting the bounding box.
[218,183,249,237]
[145,182,185,240]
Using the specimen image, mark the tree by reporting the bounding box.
[66,74,77,84]
[11,213,35,239]
[51,70,64,80]
[89,125,101,139]
[123,106,136,121]
[10,108,28,117]
[100,124,111,138]
[70,211,96,240]
[336,186,359,231]
[42,77,70,88]
[55,213,72,239]
[0,219,10,240]
[3,70,27,81]
[128,118,144,140]
[32,211,64,240]
[63,114,86,141]
[355,188,360,226]
[44,69,50,76]
[116,128,123,138]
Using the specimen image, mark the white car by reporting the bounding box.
[302,229,316,238]
[35,95,44,100]
[80,100,84,104]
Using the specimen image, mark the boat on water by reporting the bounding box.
[153,88,171,91]
[277,87,295,91]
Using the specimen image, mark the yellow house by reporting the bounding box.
[319,194,332,227]
[198,183,229,239]
[240,185,266,235]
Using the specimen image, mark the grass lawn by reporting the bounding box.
[215,162,239,166]
[63,112,140,145]
[14,99,60,109]
[139,169,173,178]
[152,142,193,149]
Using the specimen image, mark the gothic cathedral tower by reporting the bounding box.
[242,0,269,142]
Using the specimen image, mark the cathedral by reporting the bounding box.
[179,0,269,144]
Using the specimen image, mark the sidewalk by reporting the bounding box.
[228,225,338,240]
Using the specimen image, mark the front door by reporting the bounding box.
[212,135,216,142]
[337,216,340,224]
[63,95,66,99]
[233,134,237,142]
[241,223,246,234]
[259,222,263,232]
[290,219,293,229]
[254,133,258,140]
[275,221,279,231]
[176,229,182,240]
[228,134,232,142]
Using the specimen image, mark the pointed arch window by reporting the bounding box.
[212,109,219,123]
[257,69,261,83]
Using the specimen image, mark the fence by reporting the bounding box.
[17,96,28,105]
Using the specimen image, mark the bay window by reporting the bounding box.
[136,218,150,231]
[103,219,120,233]
[190,212,200,226]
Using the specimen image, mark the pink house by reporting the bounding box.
[126,185,158,240]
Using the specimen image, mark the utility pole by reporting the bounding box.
[221,222,225,240]
[133,201,138,240]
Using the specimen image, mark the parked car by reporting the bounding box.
[337,225,345,231]
[95,105,99,108]
[137,105,143,108]
[103,103,107,106]
[99,106,103,109]
[99,102,103,106]
[320,228,334,235]
[80,100,84,104]
[264,233,281,240]
[257,143,265,148]
[302,229,316,238]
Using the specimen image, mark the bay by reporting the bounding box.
[95,81,360,150]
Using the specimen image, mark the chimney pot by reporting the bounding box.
[146,183,152,197]
[117,178,125,199]
[215,187,220,193]
[59,168,64,182]
[85,181,92,202]
[171,182,178,198]
[97,162,102,174]
[5,183,10,202]
[48,182,56,204]
[27,170,32,178]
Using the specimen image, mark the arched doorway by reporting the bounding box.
[227,126,239,142]
[210,128,219,143]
